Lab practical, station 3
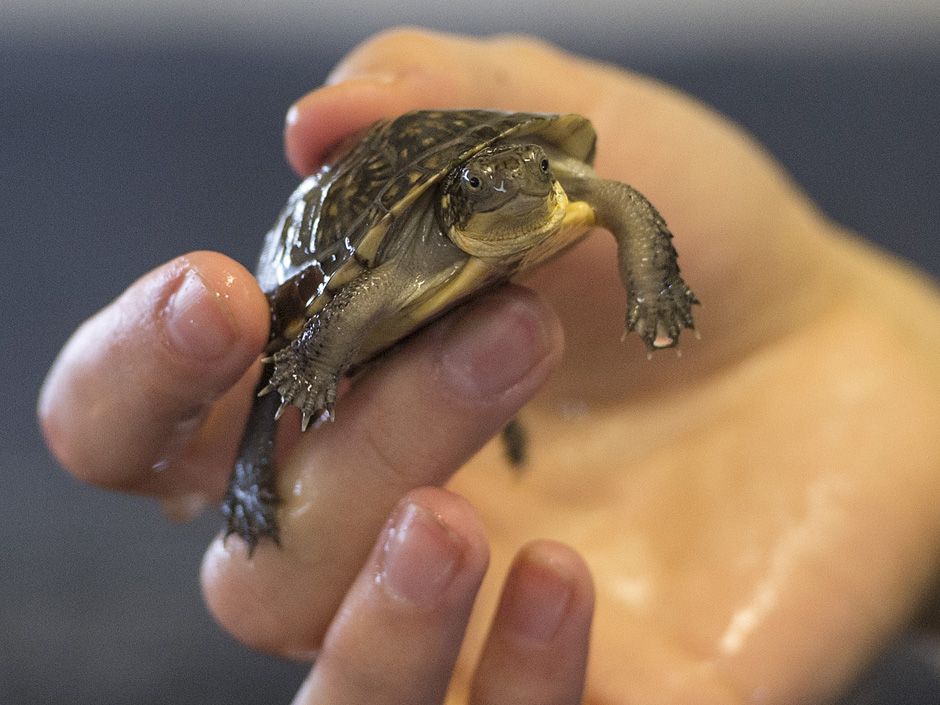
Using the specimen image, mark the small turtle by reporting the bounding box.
[223,109,698,550]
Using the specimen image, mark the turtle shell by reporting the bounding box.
[256,109,596,343]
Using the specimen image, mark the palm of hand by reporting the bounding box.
[453,252,940,702]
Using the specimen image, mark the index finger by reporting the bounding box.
[283,29,605,177]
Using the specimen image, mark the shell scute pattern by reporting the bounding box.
[259,111,553,288]
[256,110,562,341]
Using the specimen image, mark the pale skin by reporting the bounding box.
[37,28,940,705]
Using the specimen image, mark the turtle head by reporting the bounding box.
[439,144,568,257]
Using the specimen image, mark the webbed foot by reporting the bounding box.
[627,282,699,351]
[563,177,699,351]
[262,344,339,432]
[222,469,280,554]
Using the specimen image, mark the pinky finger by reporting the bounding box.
[470,541,595,705]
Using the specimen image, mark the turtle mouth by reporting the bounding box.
[447,181,569,258]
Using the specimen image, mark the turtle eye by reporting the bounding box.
[540,158,550,173]
[466,174,482,190]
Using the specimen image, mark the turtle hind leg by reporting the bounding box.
[501,417,528,468]
[265,336,339,433]
[222,383,281,554]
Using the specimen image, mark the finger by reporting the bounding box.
[285,26,815,256]
[201,285,564,655]
[283,28,604,177]
[292,488,488,705]
[298,26,807,207]
[469,541,594,705]
[38,251,269,497]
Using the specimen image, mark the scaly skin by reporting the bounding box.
[567,176,698,348]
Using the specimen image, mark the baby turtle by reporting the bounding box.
[223,109,698,550]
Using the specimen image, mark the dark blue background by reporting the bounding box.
[1,36,937,704]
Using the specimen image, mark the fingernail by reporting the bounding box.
[164,269,237,360]
[440,295,552,398]
[379,502,464,607]
[500,553,574,643]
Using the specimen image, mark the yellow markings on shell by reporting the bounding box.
[299,290,329,328]
[282,318,306,341]
[535,114,596,162]
[352,221,388,263]
[326,259,363,290]
[301,259,364,329]
[354,178,427,263]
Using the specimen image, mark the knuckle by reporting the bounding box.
[488,31,555,56]
[360,25,443,57]
[319,646,407,700]
[343,27,463,79]
[352,408,445,491]
[355,414,423,489]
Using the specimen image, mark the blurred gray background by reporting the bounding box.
[2,2,938,703]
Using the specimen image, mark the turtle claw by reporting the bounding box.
[626,283,698,352]
[267,344,338,433]
[222,465,281,555]
[300,404,334,432]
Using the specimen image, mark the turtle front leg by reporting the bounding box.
[264,266,397,431]
[223,267,398,552]
[568,178,698,350]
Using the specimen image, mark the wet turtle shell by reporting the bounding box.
[257,109,596,349]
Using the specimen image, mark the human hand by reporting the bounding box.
[39,27,940,705]
[275,29,940,703]
[38,246,593,702]
[280,488,594,705]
